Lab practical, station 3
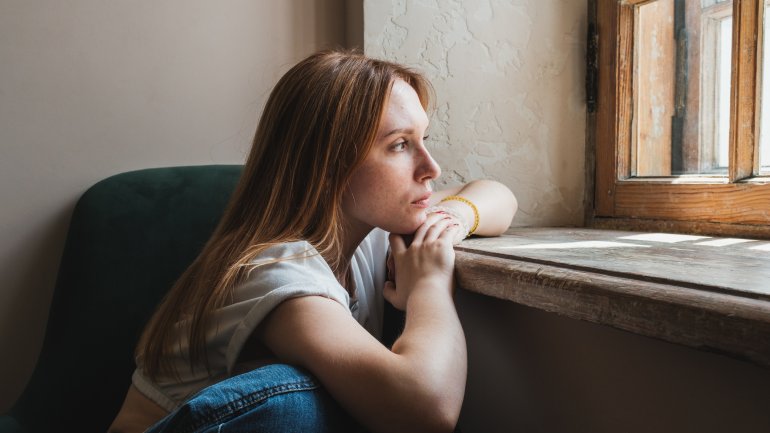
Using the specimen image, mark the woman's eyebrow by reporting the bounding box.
[381,127,413,138]
[381,125,429,139]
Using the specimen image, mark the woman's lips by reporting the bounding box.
[411,192,432,208]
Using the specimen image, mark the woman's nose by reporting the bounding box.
[416,146,441,182]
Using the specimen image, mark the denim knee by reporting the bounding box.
[147,364,363,433]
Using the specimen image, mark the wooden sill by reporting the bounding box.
[454,227,770,368]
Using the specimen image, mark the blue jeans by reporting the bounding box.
[145,364,365,433]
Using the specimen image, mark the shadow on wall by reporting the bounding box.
[287,0,354,55]
[344,0,365,50]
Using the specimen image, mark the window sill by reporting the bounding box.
[454,227,770,369]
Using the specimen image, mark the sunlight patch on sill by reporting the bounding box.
[748,243,770,251]
[499,241,650,250]
[618,233,710,243]
[694,238,756,247]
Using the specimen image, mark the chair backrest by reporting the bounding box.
[8,165,242,433]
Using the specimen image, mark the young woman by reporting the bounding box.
[109,50,517,433]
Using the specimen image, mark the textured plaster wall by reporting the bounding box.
[364,0,587,226]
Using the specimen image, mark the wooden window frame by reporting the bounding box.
[591,0,770,239]
[700,1,733,171]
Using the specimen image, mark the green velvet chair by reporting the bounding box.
[0,165,243,433]
[0,164,405,433]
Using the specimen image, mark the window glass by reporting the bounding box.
[634,0,732,176]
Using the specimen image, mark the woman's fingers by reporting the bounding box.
[423,218,454,243]
[384,214,460,311]
[389,233,407,254]
[440,223,461,241]
[382,280,404,311]
[411,212,449,244]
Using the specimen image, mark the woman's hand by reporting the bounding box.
[438,211,470,245]
[383,213,459,311]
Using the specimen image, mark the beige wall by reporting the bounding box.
[0,0,349,411]
[364,0,587,227]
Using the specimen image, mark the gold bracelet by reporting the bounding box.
[439,195,479,235]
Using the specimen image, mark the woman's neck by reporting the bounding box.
[325,218,373,292]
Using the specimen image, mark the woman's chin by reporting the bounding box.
[377,212,426,235]
[381,221,422,236]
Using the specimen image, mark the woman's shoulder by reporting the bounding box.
[233,240,342,303]
[252,239,316,262]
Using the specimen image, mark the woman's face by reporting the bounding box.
[342,79,441,235]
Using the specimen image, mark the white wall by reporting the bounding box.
[0,0,348,411]
[364,0,587,227]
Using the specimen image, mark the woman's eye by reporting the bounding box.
[392,141,407,151]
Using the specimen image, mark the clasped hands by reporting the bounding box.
[383,211,463,311]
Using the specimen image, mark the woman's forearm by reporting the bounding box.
[389,283,467,432]
[431,179,517,237]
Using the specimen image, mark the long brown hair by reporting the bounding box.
[137,49,433,378]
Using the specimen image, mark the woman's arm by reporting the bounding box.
[258,181,513,432]
[257,216,464,433]
[430,179,517,238]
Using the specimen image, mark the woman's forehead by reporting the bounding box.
[378,80,429,138]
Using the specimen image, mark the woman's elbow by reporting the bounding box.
[508,189,518,225]
[373,398,459,433]
[410,379,464,433]
[430,398,463,433]
[474,179,518,235]
[404,401,460,433]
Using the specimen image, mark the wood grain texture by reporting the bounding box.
[634,0,675,176]
[617,3,635,179]
[591,0,769,234]
[459,227,770,298]
[594,0,620,215]
[621,0,655,5]
[454,228,770,369]
[614,181,770,224]
[593,215,770,240]
[729,0,761,181]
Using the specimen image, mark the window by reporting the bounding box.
[592,0,770,238]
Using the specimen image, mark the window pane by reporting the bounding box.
[634,0,732,177]
[759,0,770,174]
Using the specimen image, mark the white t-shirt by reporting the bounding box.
[132,229,389,411]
